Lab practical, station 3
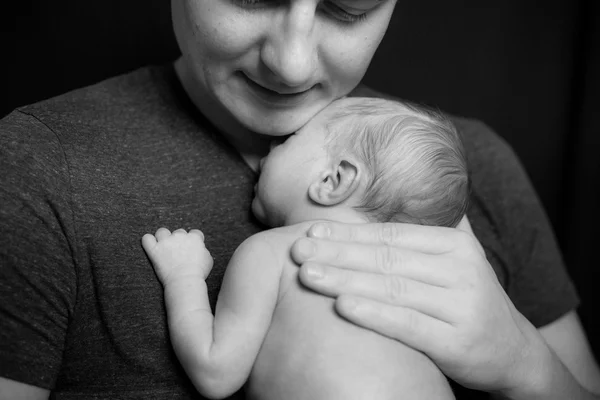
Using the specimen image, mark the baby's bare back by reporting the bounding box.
[245,223,454,400]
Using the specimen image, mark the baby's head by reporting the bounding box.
[252,97,469,228]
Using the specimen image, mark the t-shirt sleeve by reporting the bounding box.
[458,119,580,328]
[0,110,77,389]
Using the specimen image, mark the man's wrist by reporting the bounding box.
[508,341,557,399]
[500,340,591,400]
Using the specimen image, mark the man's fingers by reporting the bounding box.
[292,238,456,287]
[299,263,454,321]
[335,295,451,355]
[456,215,473,234]
[307,222,469,255]
[456,216,485,254]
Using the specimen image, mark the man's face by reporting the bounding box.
[171,0,396,136]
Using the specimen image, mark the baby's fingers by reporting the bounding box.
[141,233,157,251]
[154,227,171,241]
[189,229,205,241]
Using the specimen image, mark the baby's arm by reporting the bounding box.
[142,228,281,399]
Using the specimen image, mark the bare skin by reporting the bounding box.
[142,222,454,400]
[291,220,600,399]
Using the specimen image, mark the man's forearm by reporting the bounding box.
[498,345,600,400]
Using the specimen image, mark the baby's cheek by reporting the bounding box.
[251,196,267,224]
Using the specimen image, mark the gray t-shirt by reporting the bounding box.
[0,65,578,399]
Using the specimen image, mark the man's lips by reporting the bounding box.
[241,73,315,99]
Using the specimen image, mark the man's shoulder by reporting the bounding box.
[1,62,213,173]
[448,115,517,172]
[13,64,179,132]
[21,65,168,110]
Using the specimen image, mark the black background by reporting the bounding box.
[2,1,599,360]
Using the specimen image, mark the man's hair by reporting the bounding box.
[325,97,470,228]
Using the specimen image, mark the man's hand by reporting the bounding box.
[290,218,549,394]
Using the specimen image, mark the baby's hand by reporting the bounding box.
[142,228,213,286]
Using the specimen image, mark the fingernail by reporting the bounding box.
[310,223,330,238]
[304,265,324,280]
[297,239,316,259]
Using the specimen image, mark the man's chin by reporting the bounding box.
[244,116,303,137]
[238,103,327,137]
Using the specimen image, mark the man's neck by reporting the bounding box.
[173,58,270,172]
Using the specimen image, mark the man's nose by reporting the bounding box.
[260,3,318,89]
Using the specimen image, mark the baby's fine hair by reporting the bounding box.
[325,97,470,228]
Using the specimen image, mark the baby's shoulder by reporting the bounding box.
[234,222,314,261]
[247,222,314,245]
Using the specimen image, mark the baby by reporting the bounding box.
[142,97,469,400]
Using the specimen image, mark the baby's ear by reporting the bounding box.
[308,159,360,206]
